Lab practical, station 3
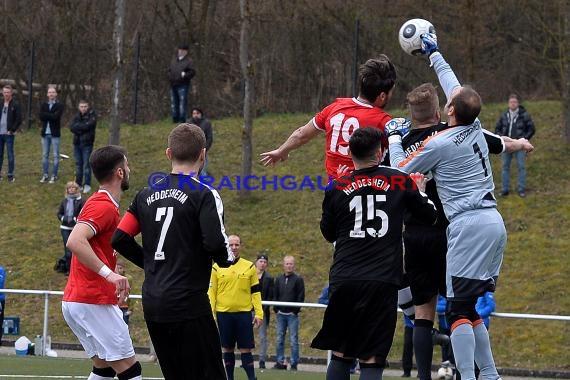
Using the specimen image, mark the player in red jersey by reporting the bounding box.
[260,55,396,180]
[62,145,142,380]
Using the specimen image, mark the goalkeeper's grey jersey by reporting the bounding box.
[389,120,496,221]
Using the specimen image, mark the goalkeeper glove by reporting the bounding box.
[420,32,438,56]
[385,117,412,137]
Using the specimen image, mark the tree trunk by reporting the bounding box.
[109,0,126,145]
[239,0,253,198]
[564,0,570,143]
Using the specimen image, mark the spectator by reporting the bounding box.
[273,255,305,371]
[168,44,195,123]
[115,261,133,325]
[255,252,274,369]
[190,107,213,175]
[112,123,234,379]
[402,314,414,377]
[0,265,5,346]
[208,234,263,380]
[56,181,85,275]
[70,100,97,193]
[0,84,22,182]
[39,86,64,183]
[495,94,535,197]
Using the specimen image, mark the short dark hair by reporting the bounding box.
[407,83,439,124]
[168,123,205,162]
[358,55,397,103]
[450,86,481,125]
[90,145,127,184]
[508,93,520,102]
[3,84,13,91]
[349,127,383,161]
[191,107,204,115]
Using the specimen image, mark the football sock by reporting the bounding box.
[450,321,476,380]
[117,361,142,380]
[473,321,500,380]
[240,352,256,380]
[223,352,236,380]
[88,366,116,380]
[326,354,352,380]
[359,362,384,380]
[414,319,435,380]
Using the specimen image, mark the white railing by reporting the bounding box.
[1,288,569,356]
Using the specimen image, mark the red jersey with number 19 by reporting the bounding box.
[312,97,391,180]
[63,190,120,304]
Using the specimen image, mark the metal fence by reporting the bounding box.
[2,288,569,357]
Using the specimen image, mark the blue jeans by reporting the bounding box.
[0,134,15,177]
[170,84,190,122]
[501,150,526,193]
[275,313,299,366]
[41,135,60,177]
[258,312,270,362]
[74,144,93,187]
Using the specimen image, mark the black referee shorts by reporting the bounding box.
[404,225,447,305]
[311,280,397,363]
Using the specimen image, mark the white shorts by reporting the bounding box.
[62,301,135,361]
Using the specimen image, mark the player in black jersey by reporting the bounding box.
[112,123,234,380]
[395,83,533,380]
[310,127,437,380]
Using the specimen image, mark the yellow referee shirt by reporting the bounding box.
[208,257,263,320]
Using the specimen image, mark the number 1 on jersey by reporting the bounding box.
[154,206,173,260]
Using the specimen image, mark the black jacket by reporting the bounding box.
[70,109,97,146]
[191,117,213,151]
[259,271,274,319]
[274,272,305,315]
[495,105,535,140]
[2,99,22,133]
[168,55,195,87]
[39,101,64,137]
[57,196,85,228]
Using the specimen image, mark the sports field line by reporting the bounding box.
[0,376,164,379]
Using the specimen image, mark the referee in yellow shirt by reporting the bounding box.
[209,234,263,380]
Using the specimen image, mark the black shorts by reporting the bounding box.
[311,280,397,363]
[216,311,255,349]
[404,225,447,305]
[146,315,226,380]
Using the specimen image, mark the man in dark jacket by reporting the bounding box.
[495,94,535,197]
[273,255,305,371]
[39,86,64,183]
[168,44,195,123]
[191,107,212,175]
[70,100,97,193]
[255,253,274,369]
[0,84,22,182]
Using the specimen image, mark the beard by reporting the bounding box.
[121,175,130,191]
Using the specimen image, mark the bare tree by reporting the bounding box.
[239,0,254,198]
[561,1,570,143]
[109,0,126,145]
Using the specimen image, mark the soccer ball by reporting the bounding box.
[437,366,454,380]
[398,18,436,56]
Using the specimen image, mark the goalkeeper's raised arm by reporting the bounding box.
[420,33,461,103]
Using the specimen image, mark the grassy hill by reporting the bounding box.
[1,100,569,370]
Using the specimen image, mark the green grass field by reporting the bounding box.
[0,355,401,380]
[1,100,569,371]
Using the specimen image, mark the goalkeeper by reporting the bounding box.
[386,33,529,380]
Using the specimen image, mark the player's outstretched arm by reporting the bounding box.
[420,33,461,102]
[260,120,321,167]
